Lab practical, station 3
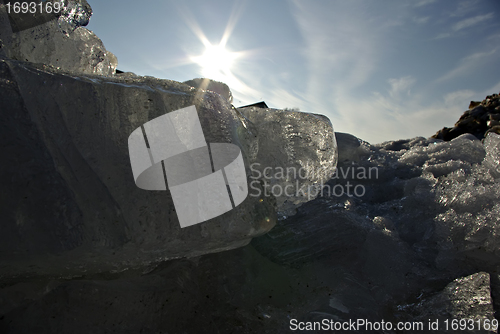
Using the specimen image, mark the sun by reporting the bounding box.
[179,3,259,96]
[191,43,238,80]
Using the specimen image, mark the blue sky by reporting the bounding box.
[87,0,500,143]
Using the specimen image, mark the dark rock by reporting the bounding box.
[470,101,481,109]
[433,92,500,141]
[397,272,496,333]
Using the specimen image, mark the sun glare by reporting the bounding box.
[192,43,238,79]
[179,2,260,97]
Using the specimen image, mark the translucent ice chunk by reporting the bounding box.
[58,0,92,36]
[238,107,338,218]
[0,0,117,75]
[398,133,485,167]
[483,132,500,178]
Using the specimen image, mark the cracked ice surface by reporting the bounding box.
[238,106,338,219]
[433,133,500,266]
[368,133,500,270]
[350,133,500,268]
[251,132,500,325]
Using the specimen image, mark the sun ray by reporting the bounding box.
[220,0,247,48]
[174,1,273,99]
[174,4,211,48]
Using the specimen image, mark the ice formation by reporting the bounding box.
[1,1,500,332]
[0,0,117,75]
[0,56,337,278]
[57,0,93,36]
[3,129,499,332]
[238,106,337,218]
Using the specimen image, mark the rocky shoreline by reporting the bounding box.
[433,93,500,141]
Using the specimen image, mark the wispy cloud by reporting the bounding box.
[450,0,480,17]
[452,13,494,31]
[434,9,494,40]
[268,88,308,110]
[433,32,451,40]
[463,48,498,62]
[286,1,447,142]
[413,16,430,24]
[443,89,476,106]
[289,1,385,112]
[240,0,499,144]
[435,48,497,83]
[330,82,500,144]
[388,76,416,99]
[414,0,436,7]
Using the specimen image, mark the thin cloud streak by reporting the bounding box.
[450,0,481,18]
[268,88,309,111]
[288,1,424,142]
[286,1,499,143]
[290,1,382,110]
[413,16,430,24]
[435,48,497,83]
[433,32,451,40]
[452,13,494,31]
[414,0,437,7]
